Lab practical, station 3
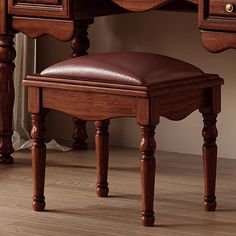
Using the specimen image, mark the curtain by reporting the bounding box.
[12,34,35,150]
[12,34,69,151]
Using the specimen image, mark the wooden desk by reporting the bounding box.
[0,0,233,163]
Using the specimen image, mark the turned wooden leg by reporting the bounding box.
[31,113,46,211]
[0,34,16,164]
[95,120,110,197]
[72,118,88,150]
[202,113,218,211]
[140,125,156,227]
[71,19,94,150]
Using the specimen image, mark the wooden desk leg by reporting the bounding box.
[140,125,156,227]
[71,19,94,150]
[0,34,16,164]
[202,113,218,211]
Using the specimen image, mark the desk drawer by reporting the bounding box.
[8,0,71,19]
[199,0,236,32]
[17,0,61,4]
[209,0,236,17]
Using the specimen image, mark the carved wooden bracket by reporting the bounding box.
[111,0,173,11]
[201,31,236,53]
[11,17,75,41]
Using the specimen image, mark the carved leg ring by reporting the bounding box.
[0,34,16,164]
[140,125,156,226]
[31,113,46,211]
[202,113,218,211]
[95,120,110,197]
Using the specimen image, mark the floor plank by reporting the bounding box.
[0,148,236,236]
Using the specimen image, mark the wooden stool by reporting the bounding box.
[23,52,223,226]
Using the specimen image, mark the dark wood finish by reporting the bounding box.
[201,31,236,53]
[71,19,94,150]
[11,17,75,41]
[202,113,218,211]
[199,0,236,51]
[71,19,94,58]
[28,87,41,114]
[17,0,61,4]
[200,86,221,211]
[0,1,15,164]
[23,64,223,226]
[0,34,15,164]
[72,118,88,150]
[209,0,236,17]
[111,0,172,11]
[41,88,137,120]
[31,112,46,211]
[139,125,156,227]
[95,120,110,197]
[8,0,70,19]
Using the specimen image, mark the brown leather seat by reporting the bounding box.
[41,52,205,86]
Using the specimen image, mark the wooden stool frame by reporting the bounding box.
[23,73,223,226]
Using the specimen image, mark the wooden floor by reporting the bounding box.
[0,148,236,236]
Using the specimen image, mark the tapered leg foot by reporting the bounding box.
[95,120,110,197]
[31,113,47,211]
[32,196,46,211]
[0,154,14,164]
[141,211,155,227]
[140,125,156,227]
[204,196,217,211]
[96,183,109,197]
[202,113,218,212]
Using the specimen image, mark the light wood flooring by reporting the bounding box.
[0,148,236,236]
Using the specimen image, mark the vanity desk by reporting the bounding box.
[0,0,234,163]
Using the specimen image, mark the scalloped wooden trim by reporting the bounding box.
[201,31,236,53]
[111,0,173,11]
[11,17,75,41]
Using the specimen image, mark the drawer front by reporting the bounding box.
[17,0,61,4]
[8,0,70,19]
[199,0,236,52]
[209,0,236,17]
[199,0,236,32]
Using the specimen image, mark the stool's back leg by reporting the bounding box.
[72,118,88,150]
[31,113,46,211]
[202,113,218,211]
[140,125,156,227]
[95,120,110,197]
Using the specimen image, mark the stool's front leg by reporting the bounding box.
[31,113,46,211]
[140,125,156,227]
[202,113,218,211]
[95,120,110,197]
[0,34,16,164]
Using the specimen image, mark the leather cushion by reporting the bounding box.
[40,52,204,86]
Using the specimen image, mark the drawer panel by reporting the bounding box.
[8,0,70,19]
[17,0,61,4]
[199,0,236,32]
[209,0,236,17]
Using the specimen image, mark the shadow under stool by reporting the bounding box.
[22,52,223,226]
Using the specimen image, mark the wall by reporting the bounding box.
[37,11,236,159]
